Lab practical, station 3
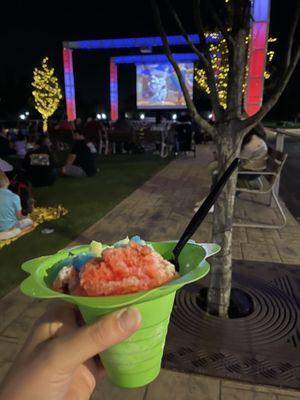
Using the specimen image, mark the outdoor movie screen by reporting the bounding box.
[136,63,194,109]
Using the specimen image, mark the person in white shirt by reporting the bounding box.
[14,132,27,158]
[240,130,268,172]
[0,158,13,173]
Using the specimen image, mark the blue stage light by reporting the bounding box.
[114,53,198,64]
[66,34,221,50]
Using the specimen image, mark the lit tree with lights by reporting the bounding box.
[194,37,276,109]
[152,0,300,317]
[32,57,62,132]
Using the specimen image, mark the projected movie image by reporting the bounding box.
[137,63,194,109]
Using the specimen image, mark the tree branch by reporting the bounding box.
[242,46,300,129]
[285,2,300,70]
[164,0,207,65]
[151,0,217,137]
[226,0,250,118]
[192,0,223,121]
[207,1,235,51]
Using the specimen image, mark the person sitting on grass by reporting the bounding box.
[61,130,96,178]
[14,132,27,159]
[23,137,57,187]
[0,171,33,240]
[1,158,34,215]
[0,128,15,160]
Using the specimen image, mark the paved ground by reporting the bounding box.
[0,144,299,399]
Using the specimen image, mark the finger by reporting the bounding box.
[18,303,78,360]
[84,357,104,380]
[47,307,141,370]
[65,351,104,400]
[39,302,78,336]
[65,363,97,400]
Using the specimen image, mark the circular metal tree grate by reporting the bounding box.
[163,261,300,389]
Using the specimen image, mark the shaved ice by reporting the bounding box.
[52,237,178,296]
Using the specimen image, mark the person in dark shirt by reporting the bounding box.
[23,138,57,186]
[85,116,105,135]
[0,130,15,160]
[62,131,96,177]
[113,111,133,133]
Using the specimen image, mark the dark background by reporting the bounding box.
[0,0,299,120]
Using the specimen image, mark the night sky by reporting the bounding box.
[0,0,299,119]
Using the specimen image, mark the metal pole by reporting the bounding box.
[63,48,76,121]
[275,129,285,152]
[272,129,285,204]
[110,58,119,122]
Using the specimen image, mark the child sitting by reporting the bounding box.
[0,172,33,240]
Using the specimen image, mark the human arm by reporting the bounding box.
[0,304,141,400]
[240,145,253,161]
[240,135,268,171]
[62,153,76,174]
[64,153,76,167]
[13,194,23,220]
[63,142,78,169]
[16,210,23,219]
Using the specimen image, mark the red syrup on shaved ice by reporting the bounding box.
[52,236,179,296]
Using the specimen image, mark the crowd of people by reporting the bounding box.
[0,118,102,240]
[0,112,196,240]
[0,112,268,240]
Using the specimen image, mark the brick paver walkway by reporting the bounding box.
[1,145,299,399]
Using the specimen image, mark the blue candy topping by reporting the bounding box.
[72,252,95,271]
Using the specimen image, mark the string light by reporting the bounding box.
[32,57,62,132]
[195,37,229,108]
[194,34,276,109]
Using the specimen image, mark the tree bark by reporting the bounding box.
[42,117,48,133]
[207,129,241,317]
[226,0,250,119]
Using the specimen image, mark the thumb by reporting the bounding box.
[46,307,141,370]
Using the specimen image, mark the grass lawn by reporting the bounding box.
[0,154,170,297]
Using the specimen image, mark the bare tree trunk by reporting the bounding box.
[207,129,241,317]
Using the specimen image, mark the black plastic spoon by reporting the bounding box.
[172,157,240,271]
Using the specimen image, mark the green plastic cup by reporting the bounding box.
[20,241,220,388]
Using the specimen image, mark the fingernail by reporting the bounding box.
[118,308,141,332]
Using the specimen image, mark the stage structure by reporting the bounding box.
[62,0,270,121]
[62,34,220,121]
[244,0,271,116]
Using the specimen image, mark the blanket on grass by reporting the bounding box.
[0,205,68,250]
